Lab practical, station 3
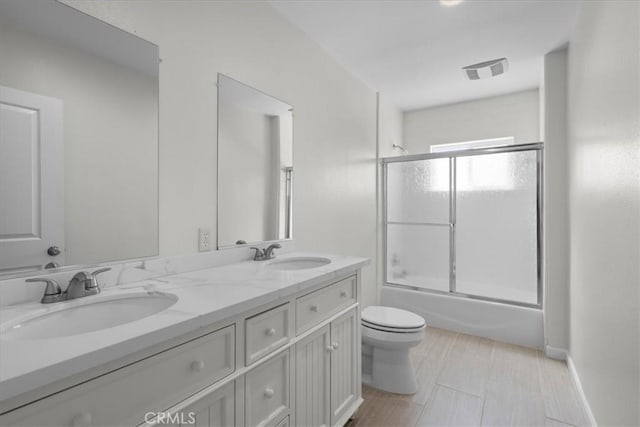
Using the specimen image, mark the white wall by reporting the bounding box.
[377,94,404,159]
[64,1,379,307]
[404,89,540,153]
[0,22,158,266]
[541,49,570,353]
[567,1,640,425]
[376,93,403,304]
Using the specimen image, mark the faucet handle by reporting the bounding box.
[250,247,265,261]
[90,267,111,280]
[87,267,111,294]
[26,278,62,304]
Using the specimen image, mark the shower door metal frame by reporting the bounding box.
[382,142,544,309]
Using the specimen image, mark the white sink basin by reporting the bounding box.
[268,257,331,271]
[1,292,178,340]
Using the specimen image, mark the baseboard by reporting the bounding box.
[545,345,568,360]
[567,354,598,427]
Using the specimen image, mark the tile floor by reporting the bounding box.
[350,327,590,427]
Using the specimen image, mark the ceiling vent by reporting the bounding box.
[462,57,508,80]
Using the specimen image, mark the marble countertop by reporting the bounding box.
[0,252,368,405]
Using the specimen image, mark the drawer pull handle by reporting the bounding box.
[265,327,276,336]
[340,291,348,297]
[190,360,205,372]
[310,305,319,312]
[264,387,275,398]
[72,411,92,427]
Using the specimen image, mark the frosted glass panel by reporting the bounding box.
[455,151,538,304]
[386,159,449,224]
[387,224,449,292]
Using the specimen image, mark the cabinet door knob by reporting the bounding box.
[72,411,92,427]
[310,305,319,312]
[263,387,275,398]
[190,360,205,372]
[332,342,339,350]
[265,327,276,336]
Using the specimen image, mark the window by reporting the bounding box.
[430,137,516,191]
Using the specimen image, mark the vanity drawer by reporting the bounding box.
[246,303,291,365]
[245,349,290,427]
[296,275,356,334]
[2,325,235,427]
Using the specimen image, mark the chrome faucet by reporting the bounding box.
[250,243,282,261]
[26,267,111,304]
[264,243,281,260]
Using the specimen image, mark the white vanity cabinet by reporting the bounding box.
[0,325,236,427]
[329,309,358,426]
[166,381,236,427]
[244,349,290,427]
[294,308,359,427]
[245,303,291,366]
[0,271,362,427]
[295,325,331,427]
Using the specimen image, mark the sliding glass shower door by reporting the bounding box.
[386,158,451,292]
[384,143,542,307]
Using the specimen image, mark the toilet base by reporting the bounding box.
[368,346,418,394]
[360,306,426,395]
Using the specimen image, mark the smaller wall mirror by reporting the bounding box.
[217,74,293,248]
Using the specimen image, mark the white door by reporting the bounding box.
[330,309,358,426]
[295,324,331,427]
[0,86,64,273]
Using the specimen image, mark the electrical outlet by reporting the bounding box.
[198,228,211,252]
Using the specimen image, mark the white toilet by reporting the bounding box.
[361,306,426,394]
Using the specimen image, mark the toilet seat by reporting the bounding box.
[362,306,425,333]
[362,320,425,333]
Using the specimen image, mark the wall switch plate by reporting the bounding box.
[198,228,212,252]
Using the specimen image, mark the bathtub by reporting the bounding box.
[382,285,544,348]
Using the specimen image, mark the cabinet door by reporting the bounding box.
[330,309,357,426]
[295,324,331,427]
[178,381,235,427]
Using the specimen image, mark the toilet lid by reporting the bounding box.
[362,306,425,330]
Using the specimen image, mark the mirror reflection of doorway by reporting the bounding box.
[0,86,64,274]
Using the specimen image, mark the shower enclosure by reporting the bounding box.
[384,143,542,316]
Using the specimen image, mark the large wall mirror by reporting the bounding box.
[217,74,293,248]
[0,0,159,275]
